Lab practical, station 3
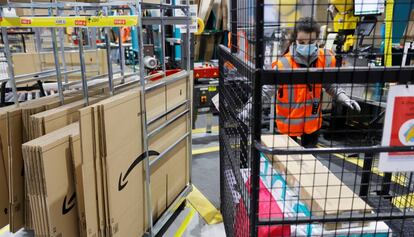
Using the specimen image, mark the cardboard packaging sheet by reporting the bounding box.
[261,135,372,230]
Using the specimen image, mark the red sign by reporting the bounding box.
[20,19,32,25]
[75,20,87,26]
[114,19,126,25]
[389,96,414,156]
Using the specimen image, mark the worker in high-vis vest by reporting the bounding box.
[273,17,361,147]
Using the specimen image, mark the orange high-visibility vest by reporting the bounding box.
[271,49,336,136]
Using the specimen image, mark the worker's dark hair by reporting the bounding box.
[291,17,320,42]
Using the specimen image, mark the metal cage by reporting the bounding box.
[219,0,414,236]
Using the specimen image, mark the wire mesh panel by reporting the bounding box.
[220,0,414,236]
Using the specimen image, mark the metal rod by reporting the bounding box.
[147,99,189,125]
[1,27,19,106]
[149,133,189,168]
[56,8,69,84]
[250,0,265,236]
[145,70,188,92]
[185,0,192,190]
[118,25,125,83]
[77,28,89,105]
[13,69,81,85]
[105,26,115,95]
[136,3,154,236]
[51,27,64,104]
[254,140,414,155]
[258,212,414,226]
[161,7,166,75]
[147,109,189,138]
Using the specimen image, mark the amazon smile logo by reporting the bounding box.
[118,150,160,191]
[62,192,76,215]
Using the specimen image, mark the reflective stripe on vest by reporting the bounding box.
[276,113,321,125]
[272,50,331,136]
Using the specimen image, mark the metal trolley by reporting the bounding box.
[0,1,192,236]
[219,0,414,236]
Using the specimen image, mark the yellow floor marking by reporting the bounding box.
[174,204,197,237]
[392,193,414,209]
[192,126,219,135]
[317,144,407,187]
[192,146,220,155]
[187,185,223,225]
[0,225,9,235]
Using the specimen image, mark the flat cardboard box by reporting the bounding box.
[79,106,106,236]
[6,110,25,232]
[146,86,166,122]
[166,76,188,111]
[99,90,145,236]
[164,139,188,206]
[30,96,104,139]
[22,123,80,237]
[149,115,188,153]
[78,108,100,237]
[0,137,8,229]
[261,135,372,229]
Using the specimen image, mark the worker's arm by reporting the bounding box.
[238,85,274,122]
[324,84,361,112]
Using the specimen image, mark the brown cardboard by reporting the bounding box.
[12,49,108,79]
[149,115,188,153]
[7,110,25,232]
[94,104,109,237]
[78,108,100,237]
[166,75,188,111]
[0,135,8,229]
[261,135,372,229]
[165,139,188,206]
[79,107,106,236]
[99,89,145,236]
[146,86,166,121]
[22,123,80,237]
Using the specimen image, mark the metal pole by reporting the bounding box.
[161,8,166,74]
[51,28,64,104]
[1,28,19,106]
[250,0,264,236]
[57,8,69,84]
[185,0,192,188]
[137,3,154,236]
[105,28,114,94]
[78,28,89,105]
[230,0,237,54]
[118,26,125,83]
[104,7,115,95]
[50,7,64,104]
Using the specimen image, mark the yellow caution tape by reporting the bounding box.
[192,146,220,155]
[192,125,219,134]
[187,185,223,225]
[384,0,394,66]
[174,204,196,237]
[0,16,138,28]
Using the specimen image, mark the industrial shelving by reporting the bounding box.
[0,1,193,236]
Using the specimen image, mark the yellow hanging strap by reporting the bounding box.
[384,0,394,67]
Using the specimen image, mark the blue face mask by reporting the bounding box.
[295,43,318,58]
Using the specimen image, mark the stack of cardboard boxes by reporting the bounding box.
[12,50,108,80]
[0,71,191,236]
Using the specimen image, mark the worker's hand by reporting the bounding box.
[336,93,361,112]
